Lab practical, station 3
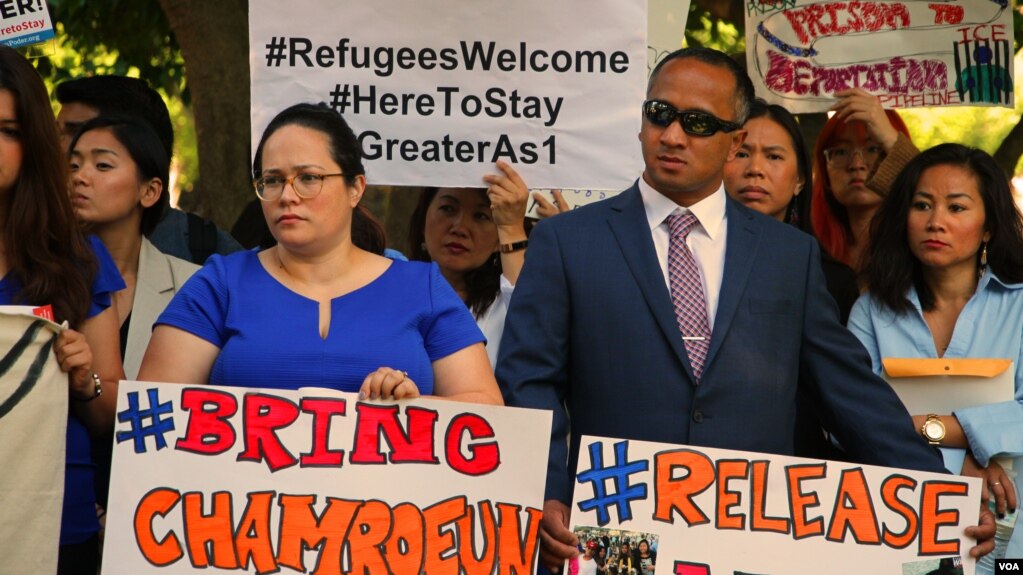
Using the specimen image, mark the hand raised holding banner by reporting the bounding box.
[830,88,900,152]
[533,189,573,218]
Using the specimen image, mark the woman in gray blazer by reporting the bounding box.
[69,114,200,379]
[68,114,199,515]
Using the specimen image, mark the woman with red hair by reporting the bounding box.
[810,88,918,276]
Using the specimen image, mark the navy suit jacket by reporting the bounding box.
[496,183,946,504]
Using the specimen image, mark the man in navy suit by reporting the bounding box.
[495,47,993,567]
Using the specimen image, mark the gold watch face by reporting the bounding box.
[923,419,945,441]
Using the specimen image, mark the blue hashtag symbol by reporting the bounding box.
[329,83,350,113]
[116,388,175,454]
[576,440,648,526]
[265,36,286,67]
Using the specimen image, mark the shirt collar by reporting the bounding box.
[637,177,726,239]
[980,269,1023,291]
[908,269,1023,308]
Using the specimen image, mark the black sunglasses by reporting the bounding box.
[642,100,741,137]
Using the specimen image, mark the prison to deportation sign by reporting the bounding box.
[570,436,983,575]
[249,0,646,190]
[102,380,552,574]
[746,0,1015,113]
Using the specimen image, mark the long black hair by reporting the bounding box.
[407,187,501,318]
[865,143,1023,313]
[0,45,96,325]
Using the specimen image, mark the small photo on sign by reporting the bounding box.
[902,556,964,575]
[573,525,659,575]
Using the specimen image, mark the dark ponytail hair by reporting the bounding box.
[69,114,170,236]
[254,102,387,253]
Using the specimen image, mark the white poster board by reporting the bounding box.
[249,0,646,190]
[0,311,66,575]
[0,0,53,48]
[523,0,693,215]
[102,380,552,574]
[746,0,1015,112]
[570,435,982,575]
[648,0,691,72]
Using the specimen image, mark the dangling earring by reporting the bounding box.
[979,242,988,277]
[786,185,803,227]
[786,200,799,227]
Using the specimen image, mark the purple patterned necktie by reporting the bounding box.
[666,211,711,380]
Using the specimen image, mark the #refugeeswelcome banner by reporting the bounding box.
[102,380,552,574]
[525,0,693,214]
[249,0,646,189]
[746,0,1015,112]
[570,436,982,575]
[0,312,65,575]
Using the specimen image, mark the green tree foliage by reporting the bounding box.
[685,4,743,54]
[33,2,198,202]
[41,0,185,96]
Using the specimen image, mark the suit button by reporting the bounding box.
[692,410,704,423]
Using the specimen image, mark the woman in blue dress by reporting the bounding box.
[140,103,501,404]
[848,143,1023,570]
[0,46,126,574]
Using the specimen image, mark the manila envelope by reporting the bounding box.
[883,358,1016,472]
[882,358,1015,415]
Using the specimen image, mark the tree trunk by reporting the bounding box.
[158,0,251,229]
[797,112,828,158]
[993,117,1023,178]
[383,187,424,253]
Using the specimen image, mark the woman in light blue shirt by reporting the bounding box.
[848,143,1023,568]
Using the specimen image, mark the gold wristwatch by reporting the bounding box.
[920,414,946,445]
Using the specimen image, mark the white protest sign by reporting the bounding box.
[249,0,646,190]
[570,435,982,575]
[747,0,1015,112]
[0,0,52,48]
[533,0,692,213]
[0,311,66,575]
[648,0,691,72]
[102,380,552,575]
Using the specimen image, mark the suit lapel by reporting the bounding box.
[607,185,695,381]
[124,239,176,379]
[704,199,762,372]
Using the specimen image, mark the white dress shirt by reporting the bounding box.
[476,274,514,369]
[637,177,728,329]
